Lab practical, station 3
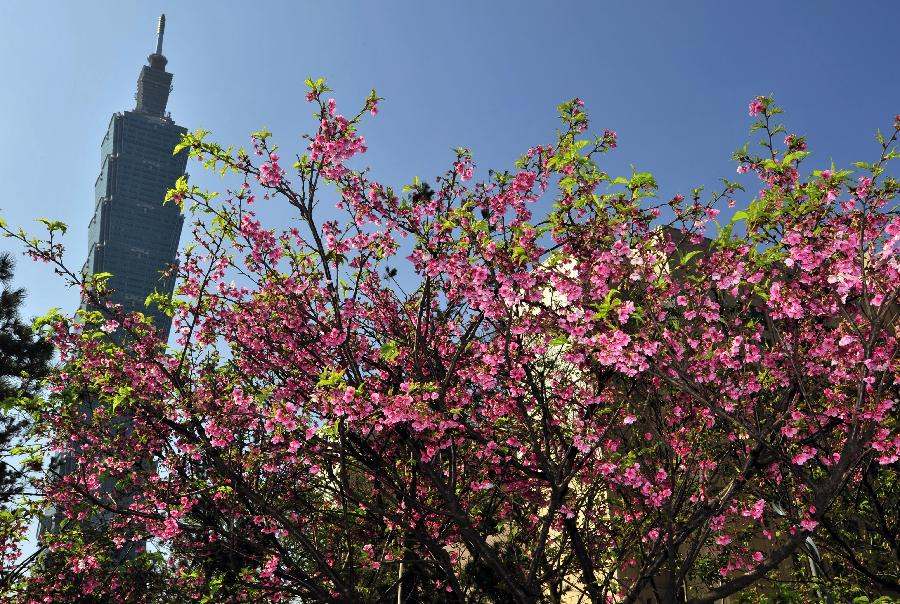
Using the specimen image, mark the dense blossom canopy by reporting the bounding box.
[3,85,898,603]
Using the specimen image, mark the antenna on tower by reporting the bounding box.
[155,14,166,55]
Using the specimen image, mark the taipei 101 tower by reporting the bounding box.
[40,14,188,538]
[82,13,187,336]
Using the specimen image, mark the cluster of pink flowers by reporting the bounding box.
[258,151,285,187]
[748,96,766,116]
[308,97,368,181]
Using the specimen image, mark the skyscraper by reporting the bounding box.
[40,14,187,540]
[83,14,187,336]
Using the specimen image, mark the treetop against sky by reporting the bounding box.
[1,0,899,323]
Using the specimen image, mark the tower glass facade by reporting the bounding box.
[84,20,187,334]
[84,110,186,334]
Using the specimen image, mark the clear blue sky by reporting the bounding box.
[1,0,898,322]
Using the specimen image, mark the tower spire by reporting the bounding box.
[147,14,168,70]
[155,14,165,55]
[135,14,173,116]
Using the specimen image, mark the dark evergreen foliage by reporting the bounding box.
[0,252,52,503]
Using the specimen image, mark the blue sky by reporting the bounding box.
[1,0,898,322]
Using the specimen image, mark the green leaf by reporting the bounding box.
[782,150,809,164]
[317,367,345,389]
[37,218,67,234]
[511,245,528,262]
[380,340,400,362]
[33,307,63,331]
[628,171,657,192]
[111,385,133,414]
[679,250,702,265]
[549,336,568,347]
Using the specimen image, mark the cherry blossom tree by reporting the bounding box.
[2,84,897,603]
